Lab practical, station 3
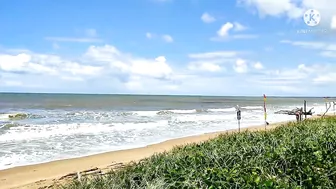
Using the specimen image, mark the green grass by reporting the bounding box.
[61,117,336,189]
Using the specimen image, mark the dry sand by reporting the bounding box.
[0,115,329,189]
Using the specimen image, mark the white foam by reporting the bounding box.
[133,111,158,116]
[173,114,234,123]
[133,109,198,116]
[314,105,333,114]
[0,104,331,170]
[170,109,197,114]
[0,114,11,120]
[241,106,263,110]
[0,120,169,142]
[113,120,168,131]
[129,107,266,116]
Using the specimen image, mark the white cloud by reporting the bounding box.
[280,39,336,58]
[237,0,302,18]
[145,33,173,42]
[297,63,312,72]
[238,0,336,29]
[188,62,222,72]
[61,76,84,81]
[1,44,336,95]
[3,80,22,86]
[45,29,101,43]
[233,22,247,31]
[187,51,265,74]
[253,62,263,69]
[45,37,102,43]
[280,40,327,49]
[188,51,239,59]
[217,22,234,37]
[155,56,166,62]
[251,63,336,87]
[201,12,216,23]
[85,45,173,79]
[331,16,336,29]
[313,73,336,84]
[63,62,102,76]
[146,32,153,39]
[0,53,29,72]
[243,63,336,95]
[187,51,248,73]
[130,56,172,78]
[320,51,336,58]
[162,34,173,42]
[0,45,178,93]
[326,44,336,51]
[0,53,57,75]
[0,52,104,81]
[125,78,143,91]
[233,59,248,73]
[211,22,258,41]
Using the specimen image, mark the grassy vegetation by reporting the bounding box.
[61,117,336,189]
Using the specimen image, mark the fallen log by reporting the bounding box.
[58,167,101,180]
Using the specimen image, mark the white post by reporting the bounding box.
[77,171,81,182]
[236,106,241,132]
[263,94,267,130]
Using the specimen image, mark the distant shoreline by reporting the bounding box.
[0,92,334,98]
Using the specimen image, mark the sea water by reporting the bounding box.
[0,93,333,170]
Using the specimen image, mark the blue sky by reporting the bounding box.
[0,0,335,96]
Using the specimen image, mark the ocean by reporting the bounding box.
[0,93,333,170]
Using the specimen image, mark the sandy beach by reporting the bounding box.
[2,112,334,189]
[0,118,301,189]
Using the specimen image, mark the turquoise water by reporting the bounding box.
[0,93,331,170]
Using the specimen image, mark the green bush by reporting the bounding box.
[61,117,336,189]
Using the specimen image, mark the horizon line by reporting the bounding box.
[0,92,334,98]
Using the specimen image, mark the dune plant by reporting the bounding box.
[61,117,336,189]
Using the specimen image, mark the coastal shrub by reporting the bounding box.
[61,117,336,189]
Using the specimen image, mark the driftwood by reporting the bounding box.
[58,167,102,180]
[107,162,126,169]
[58,162,126,181]
[275,107,314,115]
[322,102,333,118]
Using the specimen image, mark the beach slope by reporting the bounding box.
[0,116,331,189]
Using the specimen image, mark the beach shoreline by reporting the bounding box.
[0,114,329,189]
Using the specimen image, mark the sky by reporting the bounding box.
[0,0,336,96]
